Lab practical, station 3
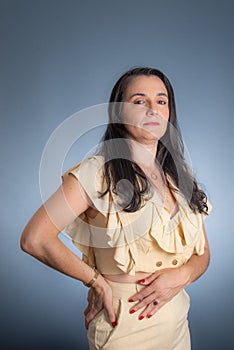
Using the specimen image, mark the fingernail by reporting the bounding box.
[129,309,136,314]
[147,314,152,318]
[128,298,134,302]
[138,279,145,284]
[139,315,144,320]
[112,321,117,328]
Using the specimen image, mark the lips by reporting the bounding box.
[143,122,160,126]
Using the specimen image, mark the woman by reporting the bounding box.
[21,67,212,349]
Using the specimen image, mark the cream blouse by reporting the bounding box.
[62,155,212,276]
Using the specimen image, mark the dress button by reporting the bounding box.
[156,261,162,267]
[172,259,178,265]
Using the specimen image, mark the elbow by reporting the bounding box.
[20,233,30,253]
[20,230,41,256]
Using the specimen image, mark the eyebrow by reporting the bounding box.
[128,92,168,99]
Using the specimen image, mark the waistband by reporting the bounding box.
[106,279,145,300]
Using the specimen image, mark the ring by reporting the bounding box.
[153,300,158,306]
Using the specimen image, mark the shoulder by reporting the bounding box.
[61,155,105,181]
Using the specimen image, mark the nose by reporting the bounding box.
[146,102,158,116]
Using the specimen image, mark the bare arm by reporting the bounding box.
[179,224,210,285]
[127,225,210,319]
[20,173,116,325]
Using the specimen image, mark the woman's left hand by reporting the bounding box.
[128,267,190,319]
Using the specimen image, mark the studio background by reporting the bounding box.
[1,0,233,349]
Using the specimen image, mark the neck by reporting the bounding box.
[129,139,158,169]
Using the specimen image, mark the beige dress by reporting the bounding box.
[62,155,212,350]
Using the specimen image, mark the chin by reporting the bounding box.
[141,129,163,141]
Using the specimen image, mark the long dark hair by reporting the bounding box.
[98,67,208,214]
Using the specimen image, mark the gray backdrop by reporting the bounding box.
[1,0,233,349]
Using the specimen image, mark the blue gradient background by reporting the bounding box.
[1,0,233,349]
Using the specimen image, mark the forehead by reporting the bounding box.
[124,75,167,97]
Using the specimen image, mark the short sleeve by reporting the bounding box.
[61,155,111,216]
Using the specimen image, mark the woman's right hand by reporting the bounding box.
[84,276,117,329]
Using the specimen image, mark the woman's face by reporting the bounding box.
[121,75,170,143]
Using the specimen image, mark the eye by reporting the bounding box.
[134,100,146,105]
[158,100,167,105]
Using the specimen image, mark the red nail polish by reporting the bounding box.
[147,314,152,318]
[130,309,136,314]
[139,315,144,320]
[138,279,145,284]
[128,299,134,302]
[112,321,117,328]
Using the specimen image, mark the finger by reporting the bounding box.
[128,286,155,303]
[85,315,93,330]
[85,318,89,329]
[144,299,166,319]
[138,270,162,286]
[104,303,117,328]
[129,292,156,314]
[85,310,98,328]
[137,299,164,320]
[84,305,91,316]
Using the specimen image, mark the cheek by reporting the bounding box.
[159,116,169,134]
[121,105,144,126]
[162,106,170,120]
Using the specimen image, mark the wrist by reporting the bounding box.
[83,267,100,288]
[92,274,110,294]
[179,264,192,287]
[92,273,108,292]
[83,267,107,292]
